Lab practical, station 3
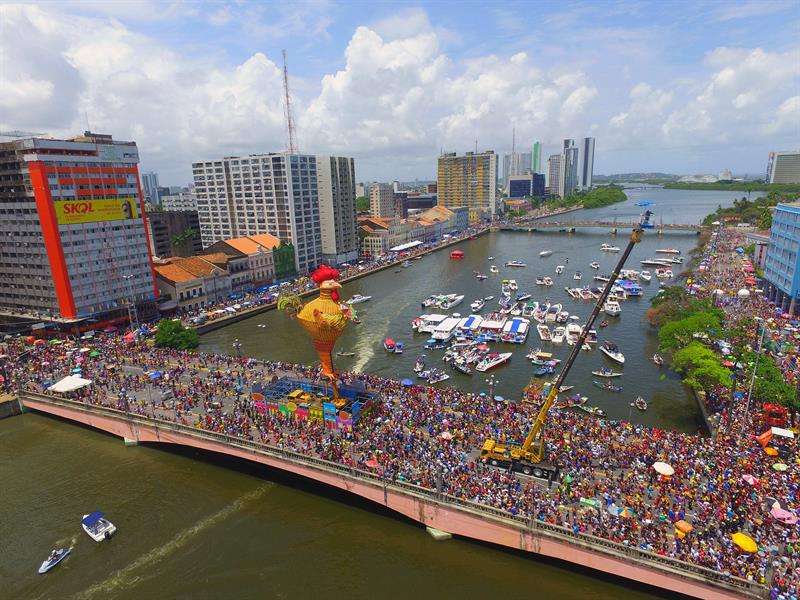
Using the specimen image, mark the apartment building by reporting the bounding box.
[437,151,498,220]
[317,155,358,263]
[369,183,395,218]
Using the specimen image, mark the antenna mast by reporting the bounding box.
[282,49,298,154]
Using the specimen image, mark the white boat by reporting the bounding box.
[539,250,553,257]
[487,256,495,261]
[600,243,620,252]
[590,261,600,269]
[543,277,553,286]
[432,317,462,341]
[522,301,537,318]
[475,352,512,372]
[38,547,71,574]
[594,274,611,283]
[536,324,552,341]
[427,369,450,384]
[551,326,566,344]
[508,279,518,291]
[501,317,530,343]
[545,303,562,322]
[640,258,671,267]
[555,265,565,274]
[655,248,681,255]
[470,298,485,311]
[82,511,116,542]
[490,265,499,273]
[412,313,448,333]
[457,314,483,332]
[346,294,372,305]
[573,272,582,281]
[600,341,625,364]
[640,270,652,282]
[655,268,673,279]
[506,260,527,267]
[592,368,622,378]
[556,310,569,323]
[565,287,581,299]
[565,322,582,345]
[535,277,546,285]
[604,300,621,316]
[437,294,464,310]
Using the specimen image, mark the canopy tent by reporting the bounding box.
[652,461,675,476]
[389,240,423,252]
[47,374,93,393]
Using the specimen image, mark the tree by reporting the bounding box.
[356,196,370,212]
[658,311,722,351]
[154,319,199,350]
[672,342,732,390]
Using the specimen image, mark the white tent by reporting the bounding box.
[737,289,751,298]
[47,374,93,393]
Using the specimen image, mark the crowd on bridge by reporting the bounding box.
[2,226,798,599]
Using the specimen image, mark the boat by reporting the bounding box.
[475,352,512,372]
[640,270,652,282]
[589,261,600,270]
[655,268,673,279]
[535,277,545,285]
[640,258,671,267]
[593,380,622,392]
[337,351,355,357]
[346,294,372,305]
[555,265,565,274]
[591,368,622,378]
[475,272,488,280]
[631,396,648,411]
[457,314,483,333]
[600,243,620,252]
[551,326,566,344]
[490,265,499,274]
[501,317,530,343]
[533,365,554,377]
[561,393,587,409]
[542,277,553,286]
[421,295,439,307]
[412,313,448,333]
[427,369,450,384]
[521,301,537,318]
[402,260,412,268]
[414,355,426,372]
[432,316,462,341]
[384,338,396,351]
[506,260,527,267]
[599,320,609,328]
[484,295,495,301]
[577,405,606,417]
[600,341,625,364]
[470,298,486,312]
[594,274,611,283]
[555,310,569,323]
[545,303,562,322]
[487,256,495,261]
[655,248,680,255]
[437,294,465,310]
[527,350,554,364]
[539,250,553,257]
[393,342,404,354]
[603,300,621,316]
[38,547,72,574]
[536,324,551,341]
[579,288,595,301]
[619,281,643,297]
[81,511,116,542]
[450,250,465,259]
[515,292,532,302]
[452,359,472,375]
[619,269,639,280]
[507,279,518,291]
[653,353,664,366]
[573,271,582,281]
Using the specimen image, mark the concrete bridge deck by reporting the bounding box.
[18,392,764,600]
[501,220,703,233]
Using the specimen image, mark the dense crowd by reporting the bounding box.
[3,226,797,599]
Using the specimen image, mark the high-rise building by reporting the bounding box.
[147,210,203,258]
[532,141,543,174]
[316,155,358,264]
[356,183,366,198]
[764,201,800,315]
[767,151,800,184]
[369,183,395,218]
[141,171,160,205]
[547,154,564,198]
[562,139,579,197]
[581,137,595,189]
[0,132,157,322]
[192,153,342,274]
[520,153,532,173]
[437,151,498,220]
[161,186,197,211]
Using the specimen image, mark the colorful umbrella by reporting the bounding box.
[773,463,788,472]
[770,505,798,525]
[731,532,757,553]
[764,447,779,456]
[365,458,380,469]
[618,507,636,518]
[675,520,693,533]
[652,462,675,476]
[742,474,759,486]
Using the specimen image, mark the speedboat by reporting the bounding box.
[591,368,622,378]
[545,303,562,322]
[640,270,652,282]
[653,353,664,366]
[475,352,512,372]
[555,310,569,323]
[414,355,426,372]
[421,295,440,307]
[641,258,671,267]
[38,547,71,574]
[551,326,566,344]
[590,261,600,269]
[604,300,621,316]
[536,324,552,341]
[487,256,495,261]
[516,293,532,302]
[593,380,622,393]
[600,341,625,364]
[543,277,553,286]
[655,248,680,255]
[573,271,582,281]
[507,279,518,291]
[475,272,488,280]
[600,243,620,252]
[631,396,648,411]
[655,268,673,279]
[555,265,565,275]
[539,250,553,257]
[490,265,499,274]
[506,260,527,267]
[436,294,464,310]
[346,294,372,305]
[82,511,116,542]
[470,298,486,312]
[427,369,450,384]
[383,338,396,351]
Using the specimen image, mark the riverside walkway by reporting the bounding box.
[19,391,764,600]
[500,220,704,233]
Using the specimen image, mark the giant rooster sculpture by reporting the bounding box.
[277,265,354,401]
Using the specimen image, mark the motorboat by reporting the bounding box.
[565,322,582,345]
[507,279,518,291]
[577,405,606,417]
[619,281,643,297]
[579,288,595,301]
[640,270,652,282]
[555,265,565,275]
[660,256,684,265]
[631,396,648,411]
[427,369,450,384]
[533,365,555,377]
[655,248,680,255]
[501,317,530,343]
[475,352,512,372]
[533,302,549,322]
[82,511,116,542]
[490,265,499,273]
[38,547,71,574]
[555,310,569,323]
[337,351,355,357]
[346,294,372,305]
[641,258,671,267]
[422,295,439,307]
[522,301,537,318]
[470,298,486,312]
[545,303,562,322]
[600,341,625,364]
[539,250,553,257]
[619,269,639,280]
[535,276,546,285]
[516,293,532,302]
[452,359,472,375]
[536,324,552,341]
[551,326,566,344]
[484,295,495,301]
[437,294,465,310]
[414,355,426,373]
[393,342,405,354]
[593,380,622,392]
[573,271,582,281]
[591,367,622,378]
[600,243,620,252]
[594,274,611,283]
[653,353,664,366]
[655,268,673,279]
[604,300,621,316]
[543,277,553,286]
[487,256,495,261]
[565,287,581,299]
[506,260,527,267]
[475,272,488,280]
[384,338,397,351]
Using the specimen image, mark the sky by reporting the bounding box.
[1,0,799,184]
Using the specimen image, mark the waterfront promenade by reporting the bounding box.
[18,391,761,600]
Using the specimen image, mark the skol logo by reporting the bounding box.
[62,202,93,214]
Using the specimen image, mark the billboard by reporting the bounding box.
[54,197,140,225]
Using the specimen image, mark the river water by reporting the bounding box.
[4,187,750,599]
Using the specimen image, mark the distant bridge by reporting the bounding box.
[499,220,704,234]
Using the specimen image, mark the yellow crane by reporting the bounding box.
[480,212,652,479]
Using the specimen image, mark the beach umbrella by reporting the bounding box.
[764,447,779,456]
[675,520,693,534]
[365,458,380,469]
[731,532,757,553]
[742,474,759,486]
[439,431,453,440]
[773,463,788,472]
[618,507,636,518]
[401,378,413,387]
[89,350,100,358]
[148,370,163,380]
[652,461,675,476]
[770,505,798,525]
[737,289,750,298]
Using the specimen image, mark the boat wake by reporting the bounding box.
[74,485,272,599]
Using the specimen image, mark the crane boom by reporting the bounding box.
[516,211,652,463]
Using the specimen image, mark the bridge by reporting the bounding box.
[17,391,763,600]
[500,220,703,234]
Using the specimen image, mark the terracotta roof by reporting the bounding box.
[176,256,222,278]
[222,237,263,254]
[200,252,231,267]
[418,205,453,223]
[154,262,198,284]
[247,233,281,249]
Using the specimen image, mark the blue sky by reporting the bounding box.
[2,0,798,183]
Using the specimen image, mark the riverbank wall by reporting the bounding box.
[194,229,488,335]
[19,392,765,600]
[0,395,22,420]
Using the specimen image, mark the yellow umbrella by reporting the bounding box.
[764,447,778,456]
[731,532,757,553]
[675,519,693,534]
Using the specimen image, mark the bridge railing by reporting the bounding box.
[21,392,765,597]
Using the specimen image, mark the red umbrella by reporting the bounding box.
[365,458,380,469]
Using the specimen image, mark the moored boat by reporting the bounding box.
[506,260,527,267]
[573,271,582,281]
[383,338,396,351]
[555,265,565,274]
[652,353,664,366]
[536,324,552,341]
[551,326,566,344]
[590,261,600,269]
[577,405,606,417]
[600,243,620,252]
[591,367,622,378]
[475,352,512,372]
[470,298,486,312]
[593,379,622,392]
[604,300,621,316]
[655,248,680,255]
[539,250,553,257]
[490,265,499,273]
[600,341,625,364]
[631,396,648,410]
[346,294,372,305]
[640,270,652,282]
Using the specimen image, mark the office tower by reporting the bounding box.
[581,137,595,189]
[547,154,564,198]
[764,201,800,315]
[316,155,358,263]
[161,186,197,211]
[437,151,498,220]
[192,152,342,274]
[562,139,579,197]
[369,183,395,218]
[767,151,800,184]
[520,152,532,173]
[147,210,203,258]
[532,141,543,174]
[0,132,157,322]
[141,171,160,205]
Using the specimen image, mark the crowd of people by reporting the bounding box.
[3,226,797,599]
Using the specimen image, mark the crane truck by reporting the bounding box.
[480,211,653,479]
